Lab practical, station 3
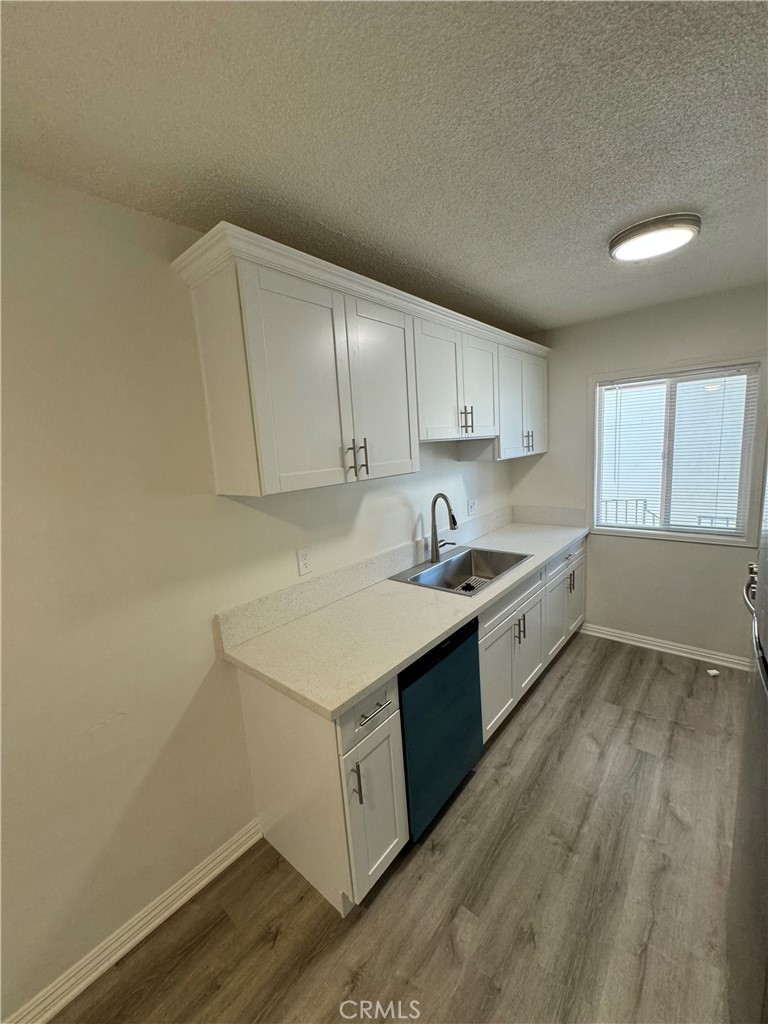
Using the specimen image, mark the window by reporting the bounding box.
[594,364,760,540]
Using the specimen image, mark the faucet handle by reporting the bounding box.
[438,540,457,549]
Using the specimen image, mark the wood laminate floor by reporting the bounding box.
[54,636,748,1024]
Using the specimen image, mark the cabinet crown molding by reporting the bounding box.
[172,222,547,358]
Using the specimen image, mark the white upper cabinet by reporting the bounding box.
[180,258,419,496]
[524,356,548,455]
[345,296,419,480]
[174,222,547,491]
[461,333,499,437]
[238,264,355,494]
[414,320,500,440]
[497,347,527,460]
[497,352,549,460]
[413,319,464,440]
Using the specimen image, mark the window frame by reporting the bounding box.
[588,356,766,548]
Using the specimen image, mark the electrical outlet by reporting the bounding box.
[467,498,478,516]
[297,547,312,576]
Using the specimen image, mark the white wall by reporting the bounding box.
[509,284,768,658]
[1,169,519,1015]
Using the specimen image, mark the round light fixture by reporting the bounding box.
[609,213,701,263]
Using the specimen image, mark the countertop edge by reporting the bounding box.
[225,525,590,720]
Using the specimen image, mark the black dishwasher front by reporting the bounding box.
[398,619,483,840]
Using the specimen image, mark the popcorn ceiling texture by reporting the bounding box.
[3,2,766,333]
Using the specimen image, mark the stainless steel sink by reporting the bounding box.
[390,546,532,596]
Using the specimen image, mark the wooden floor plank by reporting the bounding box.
[52,635,748,1024]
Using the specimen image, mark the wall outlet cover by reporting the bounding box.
[467,498,478,516]
[297,548,312,576]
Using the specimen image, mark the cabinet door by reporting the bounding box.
[565,557,586,636]
[414,319,463,440]
[341,711,408,903]
[345,297,419,480]
[544,571,568,662]
[523,356,548,455]
[513,589,545,697]
[461,334,499,437]
[479,615,517,741]
[238,264,355,493]
[496,347,527,460]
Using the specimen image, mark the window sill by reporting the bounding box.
[590,526,756,548]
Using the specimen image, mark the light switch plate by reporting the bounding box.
[297,548,312,576]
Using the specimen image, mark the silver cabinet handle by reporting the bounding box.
[359,698,392,727]
[352,762,363,805]
[514,619,522,645]
[521,612,527,640]
[345,437,359,477]
[469,405,475,434]
[357,437,370,476]
[460,406,468,434]
[530,430,534,451]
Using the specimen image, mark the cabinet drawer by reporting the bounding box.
[479,570,544,639]
[545,540,585,581]
[336,677,399,755]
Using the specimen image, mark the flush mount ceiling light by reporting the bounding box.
[609,213,702,263]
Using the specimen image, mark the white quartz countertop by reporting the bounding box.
[225,523,588,720]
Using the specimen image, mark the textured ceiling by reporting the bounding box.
[2,1,767,333]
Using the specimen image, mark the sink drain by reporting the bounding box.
[455,576,491,594]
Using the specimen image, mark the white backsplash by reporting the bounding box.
[512,505,587,527]
[217,505,516,649]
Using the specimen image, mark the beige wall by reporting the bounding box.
[1,170,520,1015]
[510,284,768,658]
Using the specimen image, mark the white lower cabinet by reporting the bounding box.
[515,589,545,697]
[479,614,517,741]
[341,711,409,902]
[544,571,568,661]
[544,555,584,661]
[479,544,586,743]
[565,556,586,636]
[237,673,408,917]
[479,588,545,741]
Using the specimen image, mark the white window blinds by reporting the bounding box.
[595,364,760,538]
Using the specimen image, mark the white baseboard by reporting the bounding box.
[580,623,751,672]
[6,819,262,1024]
